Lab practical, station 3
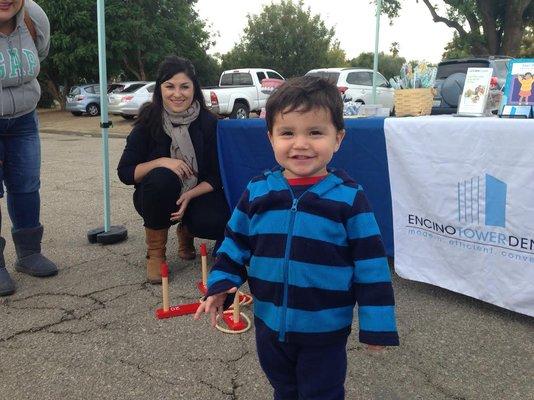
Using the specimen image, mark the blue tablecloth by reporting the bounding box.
[217,117,393,255]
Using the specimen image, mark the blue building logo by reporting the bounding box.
[457,174,507,227]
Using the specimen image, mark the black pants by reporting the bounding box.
[256,331,347,400]
[133,167,230,240]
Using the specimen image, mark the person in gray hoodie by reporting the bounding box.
[0,0,56,296]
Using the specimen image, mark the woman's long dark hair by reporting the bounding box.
[135,55,208,141]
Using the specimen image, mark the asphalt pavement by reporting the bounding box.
[0,122,532,399]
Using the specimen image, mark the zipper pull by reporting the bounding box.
[291,198,298,212]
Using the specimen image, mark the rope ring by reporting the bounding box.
[215,310,252,334]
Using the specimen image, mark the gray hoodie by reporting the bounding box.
[0,0,50,118]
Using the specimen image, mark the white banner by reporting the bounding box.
[385,116,534,317]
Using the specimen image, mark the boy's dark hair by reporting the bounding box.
[135,55,208,141]
[265,75,344,132]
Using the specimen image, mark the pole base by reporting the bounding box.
[88,225,128,244]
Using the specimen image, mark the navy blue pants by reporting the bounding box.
[256,332,347,400]
[0,110,41,230]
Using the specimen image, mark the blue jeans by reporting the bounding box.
[0,110,41,230]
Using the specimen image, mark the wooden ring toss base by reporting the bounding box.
[215,292,251,334]
[155,262,201,319]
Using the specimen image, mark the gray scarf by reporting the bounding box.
[162,100,200,194]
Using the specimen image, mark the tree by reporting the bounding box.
[105,0,218,82]
[380,0,534,57]
[349,52,406,80]
[38,0,219,106]
[519,24,534,56]
[390,41,400,58]
[38,0,100,107]
[220,0,346,78]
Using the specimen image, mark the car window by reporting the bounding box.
[305,71,322,78]
[111,86,125,93]
[375,73,388,87]
[146,84,155,93]
[325,72,340,84]
[69,87,81,96]
[267,71,284,80]
[94,85,101,94]
[220,73,232,86]
[84,86,95,94]
[436,61,490,79]
[346,71,373,86]
[235,73,253,85]
[220,73,253,86]
[491,60,509,80]
[121,83,146,93]
[257,72,266,82]
[107,84,124,93]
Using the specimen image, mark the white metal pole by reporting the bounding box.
[372,0,382,104]
[97,0,111,231]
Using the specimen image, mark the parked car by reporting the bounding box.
[108,82,154,119]
[431,56,512,115]
[202,68,285,119]
[305,67,395,111]
[65,84,102,116]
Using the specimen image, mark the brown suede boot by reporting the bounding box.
[145,228,168,284]
[177,224,196,260]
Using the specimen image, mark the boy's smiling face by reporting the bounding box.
[268,106,345,179]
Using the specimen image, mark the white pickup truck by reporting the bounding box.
[202,68,285,119]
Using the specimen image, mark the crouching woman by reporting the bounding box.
[117,56,229,283]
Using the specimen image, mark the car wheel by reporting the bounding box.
[71,111,83,116]
[121,114,135,120]
[87,103,100,116]
[229,102,249,119]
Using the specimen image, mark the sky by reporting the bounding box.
[194,0,454,64]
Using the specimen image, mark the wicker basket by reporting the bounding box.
[394,88,434,117]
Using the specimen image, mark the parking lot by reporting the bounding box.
[38,109,132,137]
[1,109,531,400]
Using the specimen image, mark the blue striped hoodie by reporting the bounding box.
[206,168,399,346]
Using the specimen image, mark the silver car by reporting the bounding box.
[305,68,395,111]
[65,84,101,116]
[108,82,155,120]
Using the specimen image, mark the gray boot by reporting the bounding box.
[0,236,16,296]
[12,225,58,277]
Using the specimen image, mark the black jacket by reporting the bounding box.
[117,109,222,191]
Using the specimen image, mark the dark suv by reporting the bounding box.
[431,57,512,115]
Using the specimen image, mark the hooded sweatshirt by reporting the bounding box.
[206,168,399,347]
[0,0,50,118]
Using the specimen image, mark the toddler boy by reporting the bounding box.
[195,76,399,399]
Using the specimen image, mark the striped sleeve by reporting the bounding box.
[205,185,252,298]
[347,186,399,346]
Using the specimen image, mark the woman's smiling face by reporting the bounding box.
[161,72,195,113]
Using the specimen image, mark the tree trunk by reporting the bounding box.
[501,0,532,56]
[122,55,142,80]
[42,73,66,110]
[477,0,499,54]
[137,49,146,81]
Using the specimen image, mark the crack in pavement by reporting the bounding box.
[119,359,179,387]
[0,284,145,344]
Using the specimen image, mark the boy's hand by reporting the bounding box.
[194,287,238,327]
[366,344,385,352]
